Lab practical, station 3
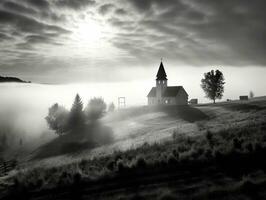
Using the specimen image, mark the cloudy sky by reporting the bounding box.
[0,0,266,83]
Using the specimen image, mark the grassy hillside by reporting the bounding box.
[1,97,266,199]
[28,97,265,167]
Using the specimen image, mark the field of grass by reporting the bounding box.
[0,97,266,199]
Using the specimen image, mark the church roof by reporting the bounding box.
[147,86,188,97]
[156,62,167,80]
[147,87,156,97]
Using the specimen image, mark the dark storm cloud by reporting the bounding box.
[2,1,66,23]
[0,2,70,66]
[54,0,96,10]
[0,32,13,41]
[25,35,55,44]
[3,1,37,15]
[27,0,50,9]
[98,3,114,15]
[115,8,127,16]
[0,9,70,34]
[107,18,136,29]
[128,0,152,12]
[16,42,35,50]
[112,0,266,66]
[128,0,182,12]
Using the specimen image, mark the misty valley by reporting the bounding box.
[0,82,266,200]
[1,0,266,199]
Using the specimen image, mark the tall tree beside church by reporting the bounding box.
[68,94,85,131]
[201,70,225,103]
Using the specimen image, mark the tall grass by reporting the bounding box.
[3,121,266,197]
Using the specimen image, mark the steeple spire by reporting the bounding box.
[156,61,167,80]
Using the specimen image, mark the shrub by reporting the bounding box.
[172,129,179,140]
[117,159,127,172]
[73,172,81,185]
[58,171,72,186]
[206,130,214,148]
[233,138,241,149]
[177,144,190,153]
[106,160,115,171]
[172,149,179,160]
[245,143,253,152]
[191,147,204,160]
[205,149,213,160]
[135,156,147,169]
[167,154,178,166]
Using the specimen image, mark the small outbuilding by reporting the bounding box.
[239,96,249,100]
[189,99,198,105]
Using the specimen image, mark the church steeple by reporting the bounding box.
[156,61,167,80]
[155,61,168,103]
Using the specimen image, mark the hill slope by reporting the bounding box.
[26,97,266,167]
[1,97,266,200]
[0,75,30,83]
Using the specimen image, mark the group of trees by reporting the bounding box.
[46,94,115,136]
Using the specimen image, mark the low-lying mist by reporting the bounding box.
[0,82,150,156]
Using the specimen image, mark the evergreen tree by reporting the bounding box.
[201,70,225,103]
[68,94,85,130]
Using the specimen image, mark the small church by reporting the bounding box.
[147,61,188,105]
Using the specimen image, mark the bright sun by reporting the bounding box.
[68,16,117,58]
[75,19,103,44]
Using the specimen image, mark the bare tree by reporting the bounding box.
[201,70,225,103]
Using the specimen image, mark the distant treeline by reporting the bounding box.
[0,75,30,83]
